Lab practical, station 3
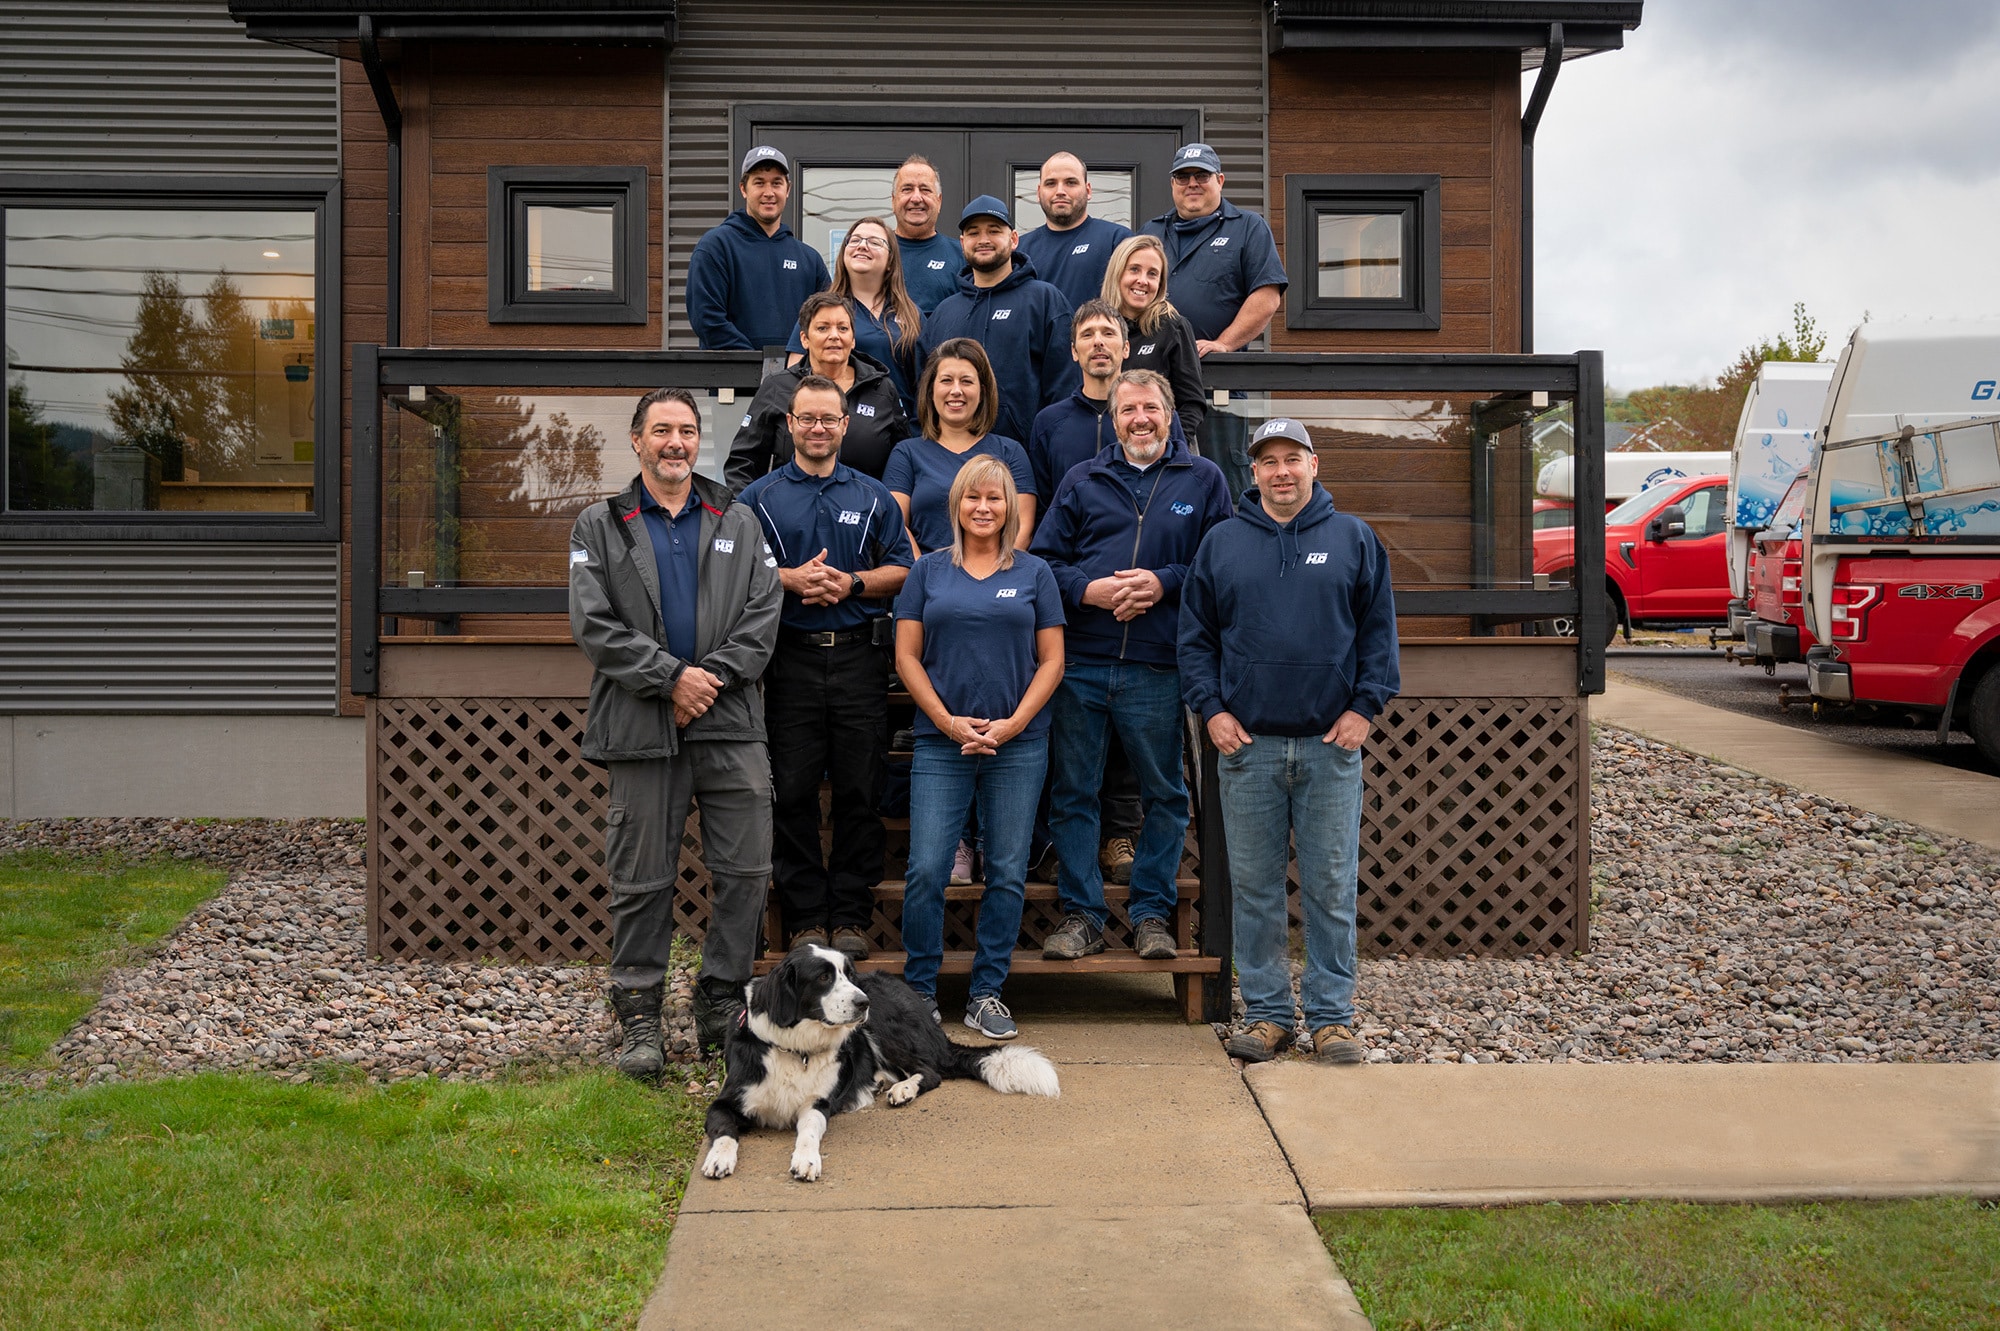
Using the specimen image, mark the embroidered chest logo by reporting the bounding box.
[1171,502,1194,516]
[837,510,863,526]
[1071,243,1090,255]
[713,538,736,554]
[1210,236,1231,249]
[855,403,876,417]
[740,413,753,427]
[1138,344,1157,356]
[1304,552,1328,565]
[994,587,1018,598]
[991,308,1012,321]
[782,259,798,270]
[928,259,947,269]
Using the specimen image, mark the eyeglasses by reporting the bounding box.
[788,413,848,430]
[844,235,888,252]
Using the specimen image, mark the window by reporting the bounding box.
[799,165,899,268]
[3,183,337,535]
[487,166,647,324]
[1672,485,1728,539]
[1011,167,1135,231]
[1284,174,1441,331]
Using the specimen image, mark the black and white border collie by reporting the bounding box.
[700,944,1060,1182]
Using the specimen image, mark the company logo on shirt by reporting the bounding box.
[782,259,798,270]
[838,510,862,526]
[1304,552,1328,565]
[1071,243,1090,255]
[1171,502,1194,516]
[994,587,1018,598]
[713,538,736,554]
[855,403,876,417]
[991,308,1012,321]
[1210,237,1231,248]
[928,260,947,270]
[1138,343,1157,356]
[741,413,752,427]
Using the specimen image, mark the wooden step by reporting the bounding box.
[752,948,1221,976]
[870,878,1199,901]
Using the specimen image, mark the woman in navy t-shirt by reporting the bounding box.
[883,338,1038,555]
[893,453,1064,1039]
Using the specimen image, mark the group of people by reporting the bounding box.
[571,142,1400,1078]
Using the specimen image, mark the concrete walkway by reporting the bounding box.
[639,973,1370,1331]
[1596,674,2000,852]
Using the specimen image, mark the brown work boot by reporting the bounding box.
[1132,916,1178,960]
[789,926,830,951]
[1098,836,1135,885]
[1311,1024,1365,1066]
[831,927,871,962]
[1224,1021,1295,1063]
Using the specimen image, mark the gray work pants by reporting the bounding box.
[604,740,772,991]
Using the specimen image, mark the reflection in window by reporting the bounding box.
[1316,213,1403,300]
[5,208,316,514]
[526,204,615,293]
[1012,168,1134,232]
[800,166,899,267]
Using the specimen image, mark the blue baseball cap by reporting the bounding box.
[958,194,1013,229]
[1170,142,1223,175]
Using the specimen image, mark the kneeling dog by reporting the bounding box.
[700,944,1060,1181]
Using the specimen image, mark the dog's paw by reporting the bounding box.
[886,1075,922,1106]
[701,1137,738,1179]
[788,1146,822,1182]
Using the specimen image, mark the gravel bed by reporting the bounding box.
[1227,724,2000,1065]
[2,818,715,1091]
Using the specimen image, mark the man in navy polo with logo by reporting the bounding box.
[687,146,831,351]
[920,195,1079,446]
[890,155,961,316]
[1141,143,1287,504]
[1178,417,1399,1068]
[1030,369,1232,963]
[1017,152,1133,313]
[738,374,914,961]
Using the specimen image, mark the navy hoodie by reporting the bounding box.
[919,254,1080,445]
[686,211,831,351]
[1178,484,1400,736]
[1027,389,1187,502]
[1029,434,1233,667]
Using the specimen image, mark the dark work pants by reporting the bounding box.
[1199,408,1253,509]
[605,742,772,992]
[766,638,889,935]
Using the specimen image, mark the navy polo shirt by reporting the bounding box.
[636,485,704,666]
[739,460,914,632]
[1140,199,1287,345]
[896,231,963,315]
[882,434,1037,555]
[1109,454,1165,510]
[1017,215,1133,313]
[893,550,1065,740]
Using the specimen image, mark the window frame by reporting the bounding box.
[486,166,647,325]
[0,173,340,542]
[1284,173,1442,331]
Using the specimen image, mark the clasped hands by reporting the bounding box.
[780,549,857,606]
[939,713,1021,756]
[1081,568,1165,622]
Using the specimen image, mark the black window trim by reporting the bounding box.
[1284,172,1442,331]
[0,173,341,542]
[486,165,648,325]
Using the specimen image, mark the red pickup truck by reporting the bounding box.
[1742,470,1817,668]
[1535,474,1732,643]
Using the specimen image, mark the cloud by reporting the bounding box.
[1533,0,2000,390]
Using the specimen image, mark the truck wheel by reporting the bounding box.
[1602,591,1623,647]
[1970,667,2000,772]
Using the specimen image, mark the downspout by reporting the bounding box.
[358,16,402,349]
[1519,22,1563,354]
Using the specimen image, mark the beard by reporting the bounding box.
[1120,434,1166,466]
[968,248,1011,275]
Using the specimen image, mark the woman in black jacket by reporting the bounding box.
[725,290,912,491]
[1100,233,1205,438]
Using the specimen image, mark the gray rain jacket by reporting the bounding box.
[569,472,782,763]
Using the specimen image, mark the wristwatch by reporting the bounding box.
[848,571,866,600]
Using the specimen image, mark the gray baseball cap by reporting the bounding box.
[739,145,790,179]
[1170,142,1223,175]
[1248,416,1313,456]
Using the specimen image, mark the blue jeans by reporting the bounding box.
[902,733,1048,1000]
[1048,662,1188,929]
[1217,734,1362,1030]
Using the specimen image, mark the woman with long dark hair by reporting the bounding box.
[883,338,1038,553]
[788,214,923,417]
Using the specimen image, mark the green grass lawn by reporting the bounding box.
[0,1070,706,1330]
[0,849,227,1064]
[1321,1198,2000,1330]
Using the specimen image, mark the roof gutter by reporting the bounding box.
[1519,21,1563,353]
[358,15,403,349]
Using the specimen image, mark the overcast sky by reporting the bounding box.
[1531,0,2000,393]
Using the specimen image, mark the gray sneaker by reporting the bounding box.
[963,994,1018,1040]
[1133,916,1179,960]
[1042,912,1106,960]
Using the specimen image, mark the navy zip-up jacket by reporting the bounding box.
[686,210,831,351]
[1029,434,1232,667]
[1178,484,1400,736]
[919,255,1080,445]
[1027,389,1187,503]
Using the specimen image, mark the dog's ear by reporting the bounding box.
[761,956,804,1028]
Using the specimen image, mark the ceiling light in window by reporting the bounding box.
[263,250,282,258]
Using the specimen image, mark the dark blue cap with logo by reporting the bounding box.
[739,144,790,179]
[958,194,1013,229]
[1170,142,1223,175]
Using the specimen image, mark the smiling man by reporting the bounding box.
[570,388,782,1071]
[1177,417,1399,1068]
[890,154,961,316]
[1017,152,1133,313]
[687,145,831,350]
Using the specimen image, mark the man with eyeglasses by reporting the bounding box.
[891,155,961,316]
[738,375,915,960]
[1017,152,1132,314]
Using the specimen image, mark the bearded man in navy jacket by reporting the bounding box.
[687,146,831,351]
[1178,417,1399,1068]
[1030,370,1232,962]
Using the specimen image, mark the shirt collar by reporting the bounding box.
[778,459,850,487]
[636,484,701,518]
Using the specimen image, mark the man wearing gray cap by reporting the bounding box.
[687,145,831,351]
[1141,143,1288,504]
[1178,417,1399,1067]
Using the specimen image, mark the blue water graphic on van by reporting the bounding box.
[1731,429,1816,529]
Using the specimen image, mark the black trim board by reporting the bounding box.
[486,166,648,325]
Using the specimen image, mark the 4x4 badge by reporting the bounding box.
[1896,583,1983,600]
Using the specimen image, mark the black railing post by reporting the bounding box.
[1575,349,1607,691]
[351,342,382,694]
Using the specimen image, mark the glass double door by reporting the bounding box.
[754,125,1184,269]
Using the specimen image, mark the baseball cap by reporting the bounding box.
[739,145,790,179]
[1170,143,1223,175]
[958,194,1013,229]
[1248,417,1313,457]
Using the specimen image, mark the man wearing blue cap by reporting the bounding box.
[1178,417,1399,1068]
[687,146,831,351]
[1141,144,1287,504]
[918,195,1080,446]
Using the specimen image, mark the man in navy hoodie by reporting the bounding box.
[919,195,1079,445]
[1017,152,1133,313]
[1031,370,1232,962]
[686,146,830,351]
[1178,417,1399,1067]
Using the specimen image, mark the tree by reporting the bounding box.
[7,378,91,510]
[1620,304,1829,451]
[106,270,263,480]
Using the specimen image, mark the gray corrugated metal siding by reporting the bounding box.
[665,0,1267,343]
[0,544,339,712]
[0,1,339,176]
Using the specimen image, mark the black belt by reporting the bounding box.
[779,626,874,649]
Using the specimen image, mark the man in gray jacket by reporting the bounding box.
[570,387,782,1075]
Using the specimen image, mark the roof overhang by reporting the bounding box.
[228,0,675,55]
[1270,1,1643,67]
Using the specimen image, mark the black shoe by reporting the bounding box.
[691,976,744,1053]
[1133,916,1179,960]
[608,983,665,1081]
[890,728,916,753]
[1042,912,1106,960]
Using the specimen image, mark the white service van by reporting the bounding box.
[1535,451,1731,509]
